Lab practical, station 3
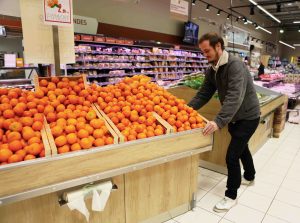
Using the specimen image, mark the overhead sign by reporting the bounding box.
[44,0,73,26]
[73,15,98,34]
[170,0,189,22]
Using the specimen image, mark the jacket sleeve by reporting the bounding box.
[214,61,246,129]
[188,70,216,110]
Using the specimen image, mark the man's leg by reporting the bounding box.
[241,144,256,181]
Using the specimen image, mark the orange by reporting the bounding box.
[46,112,57,123]
[28,137,41,145]
[78,129,89,139]
[44,105,55,115]
[105,137,114,145]
[67,118,77,126]
[26,143,43,156]
[175,120,183,128]
[85,124,94,135]
[146,131,155,138]
[90,119,105,129]
[3,110,15,119]
[65,125,76,134]
[86,111,97,121]
[8,140,23,152]
[32,121,43,131]
[58,145,70,154]
[71,143,81,151]
[7,154,22,163]
[39,79,48,87]
[127,135,136,141]
[7,132,21,142]
[94,138,105,147]
[80,138,92,149]
[9,122,23,132]
[154,128,164,136]
[189,117,196,124]
[13,105,25,116]
[55,136,67,147]
[16,149,26,159]
[0,148,13,162]
[51,126,63,137]
[56,118,67,127]
[167,117,176,125]
[27,101,37,109]
[24,154,36,161]
[93,129,104,139]
[76,122,86,131]
[66,133,77,144]
[33,113,44,123]
[137,133,147,139]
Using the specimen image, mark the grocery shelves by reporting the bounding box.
[75,59,205,63]
[67,65,208,70]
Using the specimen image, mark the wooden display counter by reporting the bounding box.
[168,86,285,174]
[0,129,212,223]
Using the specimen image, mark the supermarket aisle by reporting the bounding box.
[166,123,300,223]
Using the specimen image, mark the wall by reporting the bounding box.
[73,0,184,36]
[0,0,20,17]
[0,37,23,57]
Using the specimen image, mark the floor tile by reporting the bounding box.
[268,200,300,223]
[198,175,220,191]
[218,219,234,223]
[247,180,279,198]
[164,220,177,223]
[238,190,273,212]
[262,214,289,223]
[196,192,226,217]
[196,188,208,201]
[224,204,265,223]
[275,187,300,208]
[281,178,300,193]
[256,171,285,186]
[174,207,221,223]
[209,181,246,198]
[199,168,226,181]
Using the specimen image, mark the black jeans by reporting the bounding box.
[225,118,260,200]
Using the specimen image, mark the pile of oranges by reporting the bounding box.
[0,88,45,165]
[97,75,205,137]
[38,77,114,154]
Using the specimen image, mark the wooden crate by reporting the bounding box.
[33,74,88,90]
[46,105,119,156]
[93,104,176,142]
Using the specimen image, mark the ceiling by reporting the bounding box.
[251,0,300,31]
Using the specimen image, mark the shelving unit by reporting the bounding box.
[67,34,209,86]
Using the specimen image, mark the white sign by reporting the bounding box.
[4,54,16,67]
[73,15,98,34]
[44,0,73,26]
[170,0,189,21]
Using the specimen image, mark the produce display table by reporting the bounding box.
[168,86,285,174]
[0,128,212,223]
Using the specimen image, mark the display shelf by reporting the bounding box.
[67,65,208,70]
[75,59,205,63]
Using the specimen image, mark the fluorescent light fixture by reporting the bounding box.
[249,0,257,5]
[293,21,300,24]
[217,10,221,16]
[247,20,253,24]
[227,15,230,20]
[256,26,272,34]
[192,0,196,6]
[249,0,281,23]
[293,44,300,47]
[279,41,295,49]
[280,29,284,33]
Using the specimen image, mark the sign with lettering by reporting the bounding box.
[170,0,189,22]
[73,15,98,34]
[44,0,73,26]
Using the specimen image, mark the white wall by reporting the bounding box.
[0,0,20,17]
[73,0,184,36]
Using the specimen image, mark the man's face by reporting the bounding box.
[199,40,219,63]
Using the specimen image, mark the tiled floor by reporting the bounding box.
[165,123,300,223]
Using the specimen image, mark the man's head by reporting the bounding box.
[199,32,225,63]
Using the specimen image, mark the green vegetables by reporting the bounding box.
[184,75,205,90]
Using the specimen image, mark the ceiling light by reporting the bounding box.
[256,26,272,34]
[287,3,292,6]
[217,10,221,16]
[279,41,295,49]
[227,14,230,20]
[294,21,300,24]
[192,0,196,6]
[206,4,210,11]
[249,0,281,23]
[293,44,300,47]
[244,19,248,24]
[280,29,284,33]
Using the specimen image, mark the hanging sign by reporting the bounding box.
[170,0,189,22]
[44,0,73,26]
[73,15,98,34]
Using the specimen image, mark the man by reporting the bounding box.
[188,33,260,212]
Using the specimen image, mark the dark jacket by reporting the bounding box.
[188,54,260,129]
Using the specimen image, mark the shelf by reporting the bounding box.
[75,59,205,63]
[67,66,208,70]
[75,51,205,59]
[0,67,38,70]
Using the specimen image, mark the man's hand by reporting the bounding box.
[203,121,219,136]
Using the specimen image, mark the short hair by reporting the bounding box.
[199,32,225,50]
